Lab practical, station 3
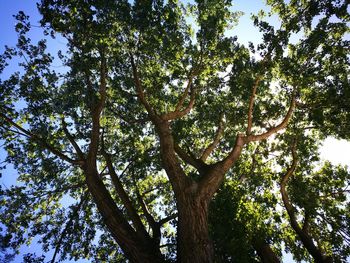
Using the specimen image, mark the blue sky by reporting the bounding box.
[1,1,349,262]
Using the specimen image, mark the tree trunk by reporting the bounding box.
[177,196,214,263]
[155,121,215,262]
[253,239,280,263]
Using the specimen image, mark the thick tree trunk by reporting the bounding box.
[155,121,215,262]
[253,239,280,263]
[177,196,214,263]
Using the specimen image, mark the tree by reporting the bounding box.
[0,0,349,262]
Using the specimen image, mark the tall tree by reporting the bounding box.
[0,0,349,262]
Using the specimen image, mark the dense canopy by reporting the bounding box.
[0,0,349,262]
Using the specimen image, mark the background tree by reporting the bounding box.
[0,0,349,262]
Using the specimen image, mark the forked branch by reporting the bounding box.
[174,143,207,173]
[130,54,157,119]
[135,189,160,241]
[248,92,296,142]
[280,141,332,262]
[197,134,246,198]
[162,75,197,121]
[200,113,225,162]
[101,137,148,237]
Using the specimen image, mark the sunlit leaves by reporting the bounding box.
[0,0,349,261]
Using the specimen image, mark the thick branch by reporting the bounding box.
[157,121,194,196]
[84,164,161,262]
[162,83,196,121]
[84,54,163,262]
[280,143,332,263]
[252,238,281,263]
[174,143,207,173]
[302,211,310,233]
[130,54,157,119]
[200,114,225,161]
[215,133,246,173]
[0,112,82,165]
[103,151,149,238]
[87,51,108,160]
[247,93,296,142]
[197,134,246,198]
[96,50,107,115]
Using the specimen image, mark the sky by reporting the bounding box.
[0,1,349,262]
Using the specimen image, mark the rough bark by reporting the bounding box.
[253,239,280,263]
[129,52,298,262]
[156,121,214,262]
[177,196,213,263]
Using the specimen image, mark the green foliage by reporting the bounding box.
[0,0,349,262]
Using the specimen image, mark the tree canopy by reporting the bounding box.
[0,0,349,262]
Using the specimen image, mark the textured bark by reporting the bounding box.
[130,52,298,262]
[177,197,214,263]
[253,240,280,263]
[156,121,214,262]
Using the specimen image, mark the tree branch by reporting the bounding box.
[162,80,196,121]
[280,141,331,262]
[51,191,88,263]
[158,213,177,226]
[175,74,195,112]
[156,121,195,196]
[61,118,85,160]
[135,188,160,242]
[174,143,207,173]
[130,53,157,119]
[135,182,177,242]
[247,76,261,135]
[247,92,296,142]
[101,139,149,238]
[161,52,203,121]
[200,113,225,161]
[0,125,31,138]
[96,49,107,115]
[215,133,247,173]
[0,112,82,165]
[197,134,246,198]
[87,50,108,160]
